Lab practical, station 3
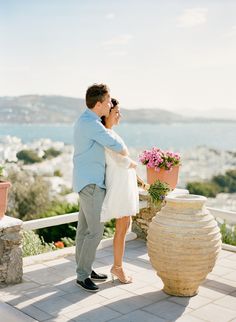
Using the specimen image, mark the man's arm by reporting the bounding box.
[89,120,126,152]
[105,148,137,168]
[120,147,128,156]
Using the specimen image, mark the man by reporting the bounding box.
[73,83,127,292]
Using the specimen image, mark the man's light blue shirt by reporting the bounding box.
[73,108,125,192]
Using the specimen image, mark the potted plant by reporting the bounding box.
[137,176,170,207]
[0,165,11,220]
[134,176,171,239]
[139,147,181,189]
[147,180,170,207]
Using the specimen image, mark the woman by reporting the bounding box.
[100,98,139,284]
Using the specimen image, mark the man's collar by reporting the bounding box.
[85,108,100,120]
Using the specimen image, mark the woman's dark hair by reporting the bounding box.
[101,98,119,126]
[86,83,110,109]
[111,98,119,107]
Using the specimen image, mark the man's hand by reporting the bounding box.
[120,148,128,156]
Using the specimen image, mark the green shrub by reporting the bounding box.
[0,165,4,177]
[7,170,79,242]
[38,223,77,243]
[39,216,115,245]
[60,185,73,195]
[38,201,79,219]
[226,169,236,180]
[212,174,228,191]
[23,217,116,256]
[187,168,236,197]
[186,181,220,197]
[61,237,76,247]
[54,169,62,177]
[220,223,236,246]
[39,217,115,248]
[224,169,236,193]
[16,149,42,164]
[103,219,116,239]
[43,148,61,159]
[7,170,52,220]
[22,230,55,257]
[37,202,79,242]
[213,169,236,193]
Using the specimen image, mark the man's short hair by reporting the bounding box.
[86,84,110,109]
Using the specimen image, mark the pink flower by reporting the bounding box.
[139,147,181,170]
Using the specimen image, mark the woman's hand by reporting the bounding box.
[136,175,150,190]
[129,161,138,169]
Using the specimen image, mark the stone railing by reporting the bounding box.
[1,189,236,287]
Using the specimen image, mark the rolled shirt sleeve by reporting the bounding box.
[105,148,132,168]
[88,119,125,152]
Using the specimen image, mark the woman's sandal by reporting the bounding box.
[110,265,132,284]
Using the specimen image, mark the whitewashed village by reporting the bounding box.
[1,135,236,211]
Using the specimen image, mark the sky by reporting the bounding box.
[0,0,236,117]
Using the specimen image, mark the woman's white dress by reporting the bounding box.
[100,130,139,222]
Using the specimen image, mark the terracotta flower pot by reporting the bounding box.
[147,194,221,297]
[147,165,179,190]
[0,181,11,219]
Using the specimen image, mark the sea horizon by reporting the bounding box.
[1,121,236,151]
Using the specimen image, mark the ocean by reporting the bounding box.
[1,122,236,151]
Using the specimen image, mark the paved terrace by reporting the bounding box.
[0,239,236,322]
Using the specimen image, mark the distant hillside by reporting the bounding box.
[121,108,184,123]
[0,95,185,124]
[0,95,85,123]
[0,95,234,124]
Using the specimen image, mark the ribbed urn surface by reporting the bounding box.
[147,194,222,296]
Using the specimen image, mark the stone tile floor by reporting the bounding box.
[1,239,236,322]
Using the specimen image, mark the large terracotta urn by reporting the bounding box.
[0,181,11,219]
[147,166,179,190]
[147,194,221,297]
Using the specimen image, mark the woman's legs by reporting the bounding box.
[111,216,132,283]
[113,216,130,266]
